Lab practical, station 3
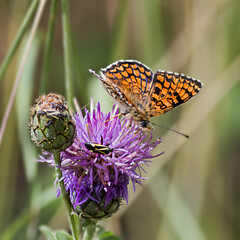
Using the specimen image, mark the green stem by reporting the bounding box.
[0,0,39,83]
[53,152,80,240]
[40,0,58,94]
[82,219,98,240]
[61,0,74,109]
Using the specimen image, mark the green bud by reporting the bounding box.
[75,190,122,220]
[29,93,75,152]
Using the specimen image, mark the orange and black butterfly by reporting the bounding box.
[90,60,203,130]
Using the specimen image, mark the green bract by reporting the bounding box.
[75,190,122,220]
[29,93,75,152]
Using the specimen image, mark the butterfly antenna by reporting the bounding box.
[89,69,104,81]
[100,113,122,126]
[80,102,89,111]
[151,122,189,138]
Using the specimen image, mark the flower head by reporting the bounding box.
[41,100,162,218]
[29,93,75,152]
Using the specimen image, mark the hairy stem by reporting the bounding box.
[53,151,80,240]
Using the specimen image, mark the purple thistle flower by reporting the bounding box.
[40,100,162,217]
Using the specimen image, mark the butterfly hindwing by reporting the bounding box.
[149,71,202,117]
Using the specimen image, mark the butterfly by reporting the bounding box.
[89,60,203,130]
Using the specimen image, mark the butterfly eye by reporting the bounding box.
[140,120,150,129]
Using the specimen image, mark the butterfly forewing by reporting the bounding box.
[148,71,202,117]
[101,60,153,105]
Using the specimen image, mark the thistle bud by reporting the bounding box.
[75,190,122,219]
[29,93,75,152]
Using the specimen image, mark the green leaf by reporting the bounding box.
[39,226,56,240]
[97,231,122,240]
[55,231,73,240]
[40,226,73,240]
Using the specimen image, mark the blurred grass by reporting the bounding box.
[0,0,39,83]
[40,0,58,94]
[0,0,240,239]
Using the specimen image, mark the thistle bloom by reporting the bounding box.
[41,100,162,218]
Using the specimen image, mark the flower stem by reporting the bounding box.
[61,0,74,110]
[40,0,58,93]
[53,152,80,240]
[0,0,40,83]
[82,219,98,240]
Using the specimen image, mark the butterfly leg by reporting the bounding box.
[100,113,123,126]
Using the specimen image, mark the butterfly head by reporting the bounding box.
[139,120,152,131]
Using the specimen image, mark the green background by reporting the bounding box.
[0,0,240,239]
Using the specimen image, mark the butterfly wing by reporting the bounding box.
[100,60,154,118]
[149,71,203,117]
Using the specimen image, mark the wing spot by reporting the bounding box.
[134,70,140,76]
[110,68,117,73]
[172,76,178,85]
[141,73,146,80]
[115,73,122,79]
[122,71,128,78]
[183,83,189,89]
[164,81,170,88]
[154,86,160,95]
[146,70,152,77]
[116,66,124,71]
[139,66,145,73]
[179,89,185,97]
[188,86,193,92]
[126,68,133,74]
[107,73,114,78]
